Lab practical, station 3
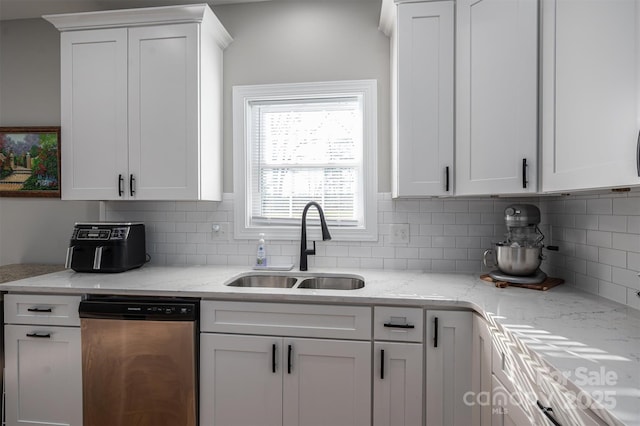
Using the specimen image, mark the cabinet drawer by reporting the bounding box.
[201,301,371,340]
[4,294,81,326]
[374,306,423,342]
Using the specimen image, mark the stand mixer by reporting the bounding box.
[483,204,556,285]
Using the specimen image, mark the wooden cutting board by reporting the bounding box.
[480,274,564,291]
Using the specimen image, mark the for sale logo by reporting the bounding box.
[463,367,618,411]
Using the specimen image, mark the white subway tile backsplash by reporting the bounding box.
[612,267,640,290]
[574,215,598,230]
[586,261,612,281]
[613,197,640,215]
[598,215,627,232]
[598,247,626,268]
[612,233,640,252]
[103,191,640,311]
[587,198,612,215]
[586,230,612,248]
[432,213,456,225]
[597,280,627,305]
[628,252,640,271]
[443,200,469,213]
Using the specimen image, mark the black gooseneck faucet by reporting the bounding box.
[299,201,332,271]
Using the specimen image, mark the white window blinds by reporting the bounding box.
[248,96,364,227]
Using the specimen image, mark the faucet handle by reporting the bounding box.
[304,240,317,255]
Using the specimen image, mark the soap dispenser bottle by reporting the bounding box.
[256,233,267,267]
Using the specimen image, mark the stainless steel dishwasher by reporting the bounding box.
[79,296,199,426]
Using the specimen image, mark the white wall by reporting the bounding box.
[0,18,99,265]
[213,0,391,192]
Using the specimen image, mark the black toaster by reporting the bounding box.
[65,222,146,273]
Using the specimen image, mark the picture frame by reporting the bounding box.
[0,126,61,198]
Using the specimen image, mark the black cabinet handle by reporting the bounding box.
[380,349,385,380]
[383,322,415,329]
[434,317,439,348]
[536,401,562,426]
[445,166,450,192]
[636,130,639,177]
[26,332,51,338]
[129,174,135,196]
[287,344,292,374]
[27,307,52,313]
[272,344,277,373]
[118,174,124,196]
[522,158,528,188]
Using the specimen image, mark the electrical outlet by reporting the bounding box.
[210,223,229,241]
[389,223,410,244]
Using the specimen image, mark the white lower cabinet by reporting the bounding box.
[3,295,83,426]
[373,342,423,426]
[425,310,473,426]
[199,301,372,426]
[471,314,493,426]
[491,374,531,426]
[373,307,424,426]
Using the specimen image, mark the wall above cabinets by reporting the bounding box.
[44,4,232,201]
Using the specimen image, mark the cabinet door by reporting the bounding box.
[425,310,473,426]
[128,23,200,200]
[541,0,640,192]
[491,375,533,426]
[472,315,493,426]
[4,325,82,426]
[60,28,128,200]
[456,0,538,195]
[394,1,454,197]
[283,338,371,426]
[373,342,423,426]
[200,333,282,426]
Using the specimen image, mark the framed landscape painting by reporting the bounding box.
[0,127,61,197]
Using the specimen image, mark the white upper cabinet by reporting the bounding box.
[45,5,231,201]
[541,0,640,192]
[383,1,455,197]
[456,0,539,195]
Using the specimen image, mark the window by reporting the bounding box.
[233,80,377,241]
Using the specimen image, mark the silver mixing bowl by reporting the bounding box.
[483,244,542,276]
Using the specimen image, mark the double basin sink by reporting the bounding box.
[226,273,365,290]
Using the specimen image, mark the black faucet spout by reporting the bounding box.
[300,201,332,271]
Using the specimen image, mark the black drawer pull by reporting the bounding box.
[26,332,51,338]
[287,344,292,374]
[129,174,135,196]
[27,307,52,313]
[434,317,439,348]
[636,129,640,177]
[383,322,415,329]
[536,401,562,426]
[272,344,276,373]
[380,349,385,380]
[445,166,450,192]
[118,174,124,196]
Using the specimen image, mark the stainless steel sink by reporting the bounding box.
[297,277,365,290]
[225,274,365,290]
[226,275,297,288]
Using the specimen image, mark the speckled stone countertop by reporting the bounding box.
[2,265,639,425]
[0,264,66,284]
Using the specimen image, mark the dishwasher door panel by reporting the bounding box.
[81,318,197,426]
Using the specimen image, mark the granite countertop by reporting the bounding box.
[2,265,639,425]
[0,264,66,284]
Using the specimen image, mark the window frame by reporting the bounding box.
[233,80,378,241]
